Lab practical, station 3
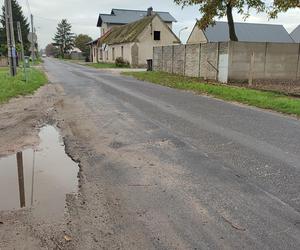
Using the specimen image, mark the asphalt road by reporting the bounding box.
[44,58,300,250]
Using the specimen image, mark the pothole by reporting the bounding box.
[0,125,79,221]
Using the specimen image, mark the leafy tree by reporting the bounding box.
[0,0,30,55]
[174,0,265,41]
[74,34,92,57]
[45,43,59,57]
[269,0,300,18]
[53,19,74,58]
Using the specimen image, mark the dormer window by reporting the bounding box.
[154,31,161,41]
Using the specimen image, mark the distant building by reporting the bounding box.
[89,8,180,67]
[99,13,180,67]
[187,21,295,44]
[291,25,300,43]
[97,8,177,36]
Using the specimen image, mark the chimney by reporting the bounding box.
[147,7,153,16]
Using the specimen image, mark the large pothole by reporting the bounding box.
[0,125,79,221]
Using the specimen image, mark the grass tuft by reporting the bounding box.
[0,67,47,103]
[122,71,300,116]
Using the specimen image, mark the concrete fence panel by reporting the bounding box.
[173,45,186,75]
[185,44,201,77]
[200,43,219,80]
[162,46,173,73]
[265,43,299,81]
[153,47,163,71]
[218,42,229,83]
[0,57,8,67]
[228,41,266,82]
[153,41,300,86]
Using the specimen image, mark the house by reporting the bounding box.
[70,48,84,60]
[91,11,180,67]
[87,38,100,62]
[187,21,295,44]
[97,7,177,36]
[291,25,300,42]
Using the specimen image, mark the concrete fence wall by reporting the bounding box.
[153,41,300,84]
[228,42,300,83]
[0,57,8,67]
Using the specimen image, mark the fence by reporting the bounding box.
[153,41,300,85]
[0,56,8,67]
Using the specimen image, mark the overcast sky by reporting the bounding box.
[1,0,299,48]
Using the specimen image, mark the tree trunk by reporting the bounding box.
[226,3,238,41]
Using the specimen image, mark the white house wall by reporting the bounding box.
[137,15,180,66]
[187,25,207,44]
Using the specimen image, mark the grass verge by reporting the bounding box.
[0,67,47,103]
[122,71,300,117]
[87,62,129,69]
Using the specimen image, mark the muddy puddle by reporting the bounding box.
[0,125,78,221]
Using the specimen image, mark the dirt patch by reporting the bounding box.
[0,84,63,156]
[0,83,69,249]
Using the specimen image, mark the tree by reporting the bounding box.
[53,19,74,58]
[0,0,30,55]
[174,0,265,41]
[45,43,59,57]
[269,0,300,18]
[74,34,92,57]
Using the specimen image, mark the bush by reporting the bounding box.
[115,57,130,68]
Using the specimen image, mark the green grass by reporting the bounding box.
[122,71,300,116]
[87,62,129,69]
[0,67,47,103]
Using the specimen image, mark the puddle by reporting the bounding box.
[0,125,79,220]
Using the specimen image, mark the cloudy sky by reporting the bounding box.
[1,0,299,48]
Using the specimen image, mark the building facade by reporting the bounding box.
[91,13,180,67]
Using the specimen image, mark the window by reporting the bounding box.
[112,47,115,60]
[154,31,161,41]
[121,46,124,58]
[106,51,108,60]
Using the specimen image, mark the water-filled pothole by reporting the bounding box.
[0,125,79,220]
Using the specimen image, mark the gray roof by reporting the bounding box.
[97,8,176,27]
[290,25,300,42]
[203,21,294,43]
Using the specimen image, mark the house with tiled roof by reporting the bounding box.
[97,7,177,36]
[90,9,180,67]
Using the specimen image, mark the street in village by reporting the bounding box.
[1,0,300,249]
[1,58,299,249]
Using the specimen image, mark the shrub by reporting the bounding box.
[115,57,130,68]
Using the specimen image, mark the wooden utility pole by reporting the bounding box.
[30,14,35,63]
[17,22,25,61]
[4,0,17,76]
[17,21,27,82]
[17,152,26,208]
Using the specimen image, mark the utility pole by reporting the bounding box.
[17,21,27,82]
[17,22,25,62]
[5,0,17,76]
[30,14,35,63]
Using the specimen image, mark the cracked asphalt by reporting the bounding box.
[44,58,300,250]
